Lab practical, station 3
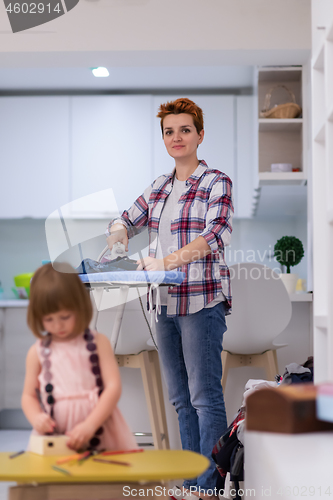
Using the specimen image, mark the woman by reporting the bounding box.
[106,98,233,498]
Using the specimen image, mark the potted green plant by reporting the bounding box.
[274,236,304,293]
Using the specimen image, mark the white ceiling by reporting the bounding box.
[0,65,254,91]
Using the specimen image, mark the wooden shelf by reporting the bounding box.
[258,172,306,186]
[257,66,305,189]
[258,119,302,132]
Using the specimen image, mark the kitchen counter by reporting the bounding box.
[0,300,29,308]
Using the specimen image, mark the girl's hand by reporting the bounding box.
[33,412,56,434]
[106,224,129,253]
[136,257,165,271]
[66,421,96,451]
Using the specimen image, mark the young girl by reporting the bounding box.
[22,263,137,452]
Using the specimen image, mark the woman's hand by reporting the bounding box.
[106,224,129,253]
[136,257,165,271]
[66,421,96,451]
[33,412,56,434]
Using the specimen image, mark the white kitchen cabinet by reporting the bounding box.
[0,306,35,411]
[0,97,70,218]
[236,95,258,218]
[70,95,153,217]
[0,94,257,220]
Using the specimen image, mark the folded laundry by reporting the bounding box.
[76,257,138,274]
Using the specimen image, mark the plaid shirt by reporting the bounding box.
[107,161,233,316]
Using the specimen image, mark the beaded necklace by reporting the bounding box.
[40,328,104,450]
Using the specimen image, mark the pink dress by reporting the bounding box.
[35,332,137,451]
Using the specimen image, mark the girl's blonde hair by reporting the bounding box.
[27,263,93,339]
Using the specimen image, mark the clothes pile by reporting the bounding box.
[276,356,313,385]
[212,408,245,500]
[212,357,314,499]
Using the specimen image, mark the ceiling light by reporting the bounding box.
[92,67,109,77]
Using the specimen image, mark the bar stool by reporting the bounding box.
[222,263,292,392]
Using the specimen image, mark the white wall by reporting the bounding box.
[227,217,308,285]
[0,216,308,299]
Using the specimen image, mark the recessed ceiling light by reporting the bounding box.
[91,67,109,77]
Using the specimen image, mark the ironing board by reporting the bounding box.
[79,271,185,351]
[0,450,209,499]
[79,271,185,450]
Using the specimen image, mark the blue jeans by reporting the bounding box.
[155,303,228,492]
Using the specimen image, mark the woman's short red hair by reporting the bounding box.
[157,98,204,135]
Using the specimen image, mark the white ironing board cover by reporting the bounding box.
[79,270,185,285]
